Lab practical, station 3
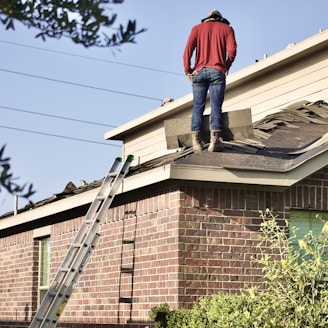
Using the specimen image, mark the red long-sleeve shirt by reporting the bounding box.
[183,21,237,75]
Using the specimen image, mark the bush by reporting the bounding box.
[151,210,328,327]
[150,303,191,328]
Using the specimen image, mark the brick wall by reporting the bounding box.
[0,231,37,322]
[1,166,328,327]
[50,186,182,327]
[177,166,328,308]
[289,167,328,210]
[178,186,276,307]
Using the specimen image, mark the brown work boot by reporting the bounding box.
[208,130,224,152]
[191,131,203,152]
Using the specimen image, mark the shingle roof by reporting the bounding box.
[130,100,328,173]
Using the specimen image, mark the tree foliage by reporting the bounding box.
[0,0,146,48]
[0,145,35,203]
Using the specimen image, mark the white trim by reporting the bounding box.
[33,226,51,239]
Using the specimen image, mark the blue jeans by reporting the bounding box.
[191,68,226,131]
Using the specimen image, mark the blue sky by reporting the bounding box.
[1,0,328,214]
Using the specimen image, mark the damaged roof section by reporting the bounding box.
[131,100,328,173]
[213,100,328,156]
[253,100,328,139]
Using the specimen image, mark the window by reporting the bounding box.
[290,210,328,260]
[38,236,50,305]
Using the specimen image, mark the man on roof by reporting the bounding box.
[183,9,237,152]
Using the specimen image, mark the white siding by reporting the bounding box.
[223,52,328,121]
[123,123,177,165]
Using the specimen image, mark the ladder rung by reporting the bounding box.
[97,194,114,201]
[35,316,44,321]
[119,297,133,304]
[48,289,57,296]
[123,240,135,244]
[72,243,82,248]
[60,267,70,272]
[121,267,133,273]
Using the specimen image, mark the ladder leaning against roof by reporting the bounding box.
[29,155,134,328]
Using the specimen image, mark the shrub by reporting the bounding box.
[255,210,328,327]
[150,303,191,328]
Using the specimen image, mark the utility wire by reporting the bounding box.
[0,39,184,76]
[0,68,164,102]
[0,125,120,147]
[0,105,117,128]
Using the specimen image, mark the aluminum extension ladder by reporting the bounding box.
[29,155,134,328]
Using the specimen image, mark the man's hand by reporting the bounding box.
[187,71,196,81]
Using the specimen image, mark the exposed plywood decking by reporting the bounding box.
[164,109,254,149]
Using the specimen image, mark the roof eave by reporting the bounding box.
[2,148,327,231]
[171,145,328,186]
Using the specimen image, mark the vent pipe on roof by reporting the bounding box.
[14,194,18,215]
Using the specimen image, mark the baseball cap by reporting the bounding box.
[201,9,223,22]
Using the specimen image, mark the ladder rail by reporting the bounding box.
[29,155,134,328]
[62,154,135,289]
[29,157,122,327]
[40,233,101,327]
[52,161,128,291]
[59,157,122,252]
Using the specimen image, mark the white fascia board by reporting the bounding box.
[170,164,295,187]
[121,165,171,192]
[0,187,99,231]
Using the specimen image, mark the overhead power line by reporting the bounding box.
[0,68,164,102]
[0,105,117,128]
[0,125,120,147]
[0,39,184,76]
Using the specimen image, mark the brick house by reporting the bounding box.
[1,30,328,328]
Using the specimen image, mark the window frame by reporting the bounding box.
[37,235,51,306]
